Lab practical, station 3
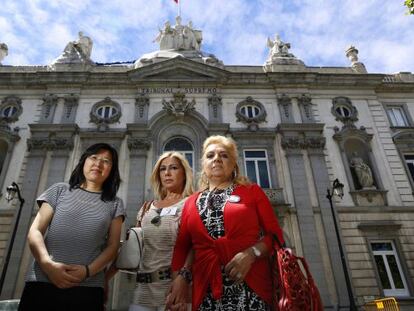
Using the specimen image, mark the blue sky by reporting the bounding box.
[1,0,413,74]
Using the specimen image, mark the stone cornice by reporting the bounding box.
[277,123,325,133]
[1,67,404,90]
[29,123,79,134]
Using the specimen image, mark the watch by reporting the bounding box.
[251,246,262,258]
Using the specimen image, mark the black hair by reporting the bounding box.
[69,143,121,202]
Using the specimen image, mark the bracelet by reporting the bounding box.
[178,266,192,283]
[85,265,90,279]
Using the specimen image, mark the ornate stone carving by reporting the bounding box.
[235,96,267,131]
[297,94,314,122]
[208,94,222,119]
[27,137,73,151]
[63,94,79,120]
[127,138,151,150]
[263,188,287,205]
[345,46,367,74]
[304,137,326,150]
[42,94,59,120]
[135,94,150,119]
[277,94,292,122]
[162,92,195,117]
[0,43,8,65]
[0,96,23,124]
[281,137,306,150]
[331,96,358,128]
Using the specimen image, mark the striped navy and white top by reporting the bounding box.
[26,182,125,288]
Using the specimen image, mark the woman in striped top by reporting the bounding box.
[18,143,125,311]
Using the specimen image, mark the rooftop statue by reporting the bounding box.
[50,31,94,67]
[135,16,222,68]
[267,34,294,58]
[0,43,8,65]
[62,31,93,59]
[154,16,201,51]
[263,33,305,72]
[345,45,367,74]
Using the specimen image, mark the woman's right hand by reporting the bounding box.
[165,275,190,311]
[42,261,81,288]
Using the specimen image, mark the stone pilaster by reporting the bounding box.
[278,124,330,306]
[0,140,47,299]
[306,132,353,310]
[126,137,151,226]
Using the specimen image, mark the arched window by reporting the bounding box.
[2,106,18,118]
[240,105,260,118]
[97,105,118,119]
[164,137,194,168]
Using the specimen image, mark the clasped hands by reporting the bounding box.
[42,260,88,289]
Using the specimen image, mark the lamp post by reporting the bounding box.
[326,179,357,311]
[0,182,25,296]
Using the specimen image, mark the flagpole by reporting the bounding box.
[179,0,181,17]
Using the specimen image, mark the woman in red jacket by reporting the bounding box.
[169,135,284,311]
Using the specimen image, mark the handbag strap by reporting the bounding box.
[272,233,286,249]
[136,200,154,227]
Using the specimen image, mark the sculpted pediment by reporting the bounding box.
[128,58,228,82]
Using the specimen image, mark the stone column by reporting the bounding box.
[280,134,330,307]
[0,140,47,299]
[306,134,352,310]
[125,138,151,226]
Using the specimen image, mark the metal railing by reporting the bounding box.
[364,297,399,311]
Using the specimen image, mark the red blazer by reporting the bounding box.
[171,183,284,310]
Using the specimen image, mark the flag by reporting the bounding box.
[173,0,178,3]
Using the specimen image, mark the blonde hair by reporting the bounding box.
[150,151,194,200]
[198,135,250,190]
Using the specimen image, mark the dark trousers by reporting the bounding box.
[18,282,104,311]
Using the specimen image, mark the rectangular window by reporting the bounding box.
[244,150,271,188]
[405,155,414,183]
[371,241,409,297]
[386,106,409,127]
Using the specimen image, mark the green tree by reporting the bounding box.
[405,0,414,14]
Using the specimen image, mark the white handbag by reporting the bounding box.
[115,227,144,271]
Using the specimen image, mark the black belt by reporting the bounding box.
[136,267,172,283]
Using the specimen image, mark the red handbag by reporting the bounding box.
[271,236,323,311]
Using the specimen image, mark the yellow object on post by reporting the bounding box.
[364,297,399,311]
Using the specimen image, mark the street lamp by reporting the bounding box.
[326,178,357,311]
[0,182,25,296]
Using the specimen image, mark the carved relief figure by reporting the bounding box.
[350,152,375,189]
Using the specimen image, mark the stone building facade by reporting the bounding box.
[0,20,414,310]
